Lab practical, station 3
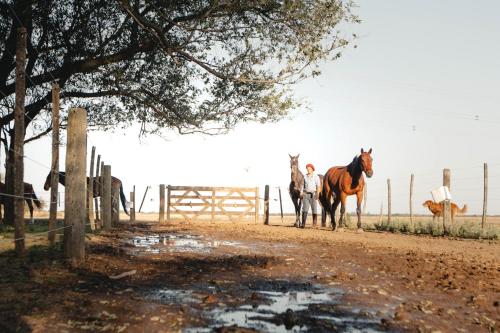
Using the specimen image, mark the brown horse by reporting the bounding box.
[320,148,373,232]
[0,181,42,223]
[289,154,304,227]
[44,171,129,215]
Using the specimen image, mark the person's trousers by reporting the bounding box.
[302,192,317,214]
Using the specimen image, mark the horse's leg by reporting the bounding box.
[330,197,340,231]
[356,190,363,233]
[338,192,347,232]
[27,199,34,224]
[293,196,300,227]
[319,192,327,228]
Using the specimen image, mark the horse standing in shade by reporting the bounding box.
[289,154,304,227]
[0,181,42,223]
[44,171,129,215]
[320,148,373,232]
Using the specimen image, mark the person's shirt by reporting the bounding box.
[303,173,320,193]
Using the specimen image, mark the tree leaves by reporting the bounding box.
[0,0,359,136]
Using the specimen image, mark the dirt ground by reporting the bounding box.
[0,218,499,333]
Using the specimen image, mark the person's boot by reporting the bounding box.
[300,211,308,228]
[312,214,318,228]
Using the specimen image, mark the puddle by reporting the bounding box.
[144,280,388,333]
[144,289,200,304]
[207,289,384,332]
[124,234,244,254]
[124,233,295,255]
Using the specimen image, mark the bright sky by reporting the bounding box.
[21,0,500,215]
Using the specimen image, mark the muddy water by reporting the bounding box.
[133,234,389,332]
[124,234,244,254]
[144,281,387,332]
[124,233,295,255]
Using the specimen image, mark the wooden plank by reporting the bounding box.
[172,192,255,201]
[173,202,253,207]
[169,210,256,216]
[169,186,257,192]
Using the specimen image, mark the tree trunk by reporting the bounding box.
[4,147,15,226]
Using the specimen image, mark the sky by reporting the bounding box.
[19,0,500,216]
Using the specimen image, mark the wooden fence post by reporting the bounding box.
[482,163,488,229]
[130,186,135,222]
[94,154,101,225]
[167,185,171,223]
[88,146,95,230]
[410,174,414,226]
[264,185,270,225]
[278,187,284,224]
[443,168,451,232]
[48,82,60,245]
[64,108,87,263]
[254,187,260,224]
[387,179,391,224]
[13,27,27,257]
[111,182,120,226]
[139,186,150,212]
[159,184,165,224]
[102,165,112,230]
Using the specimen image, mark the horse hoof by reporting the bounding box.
[336,227,345,233]
[356,228,364,233]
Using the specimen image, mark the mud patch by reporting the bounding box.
[144,280,387,332]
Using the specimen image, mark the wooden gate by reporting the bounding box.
[167,186,259,223]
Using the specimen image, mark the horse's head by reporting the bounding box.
[43,172,52,190]
[360,148,373,178]
[289,153,300,171]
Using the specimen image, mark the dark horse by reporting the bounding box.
[0,181,42,223]
[44,172,129,215]
[289,154,304,227]
[320,148,373,232]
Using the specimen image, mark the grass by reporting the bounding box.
[367,218,500,240]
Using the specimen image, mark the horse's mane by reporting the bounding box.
[346,155,362,188]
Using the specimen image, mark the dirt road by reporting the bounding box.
[0,221,498,332]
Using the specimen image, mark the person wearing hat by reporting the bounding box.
[300,163,321,228]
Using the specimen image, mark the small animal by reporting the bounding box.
[422,200,467,223]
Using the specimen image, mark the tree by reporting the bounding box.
[0,0,359,223]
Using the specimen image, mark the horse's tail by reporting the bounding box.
[119,183,130,216]
[458,204,468,214]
